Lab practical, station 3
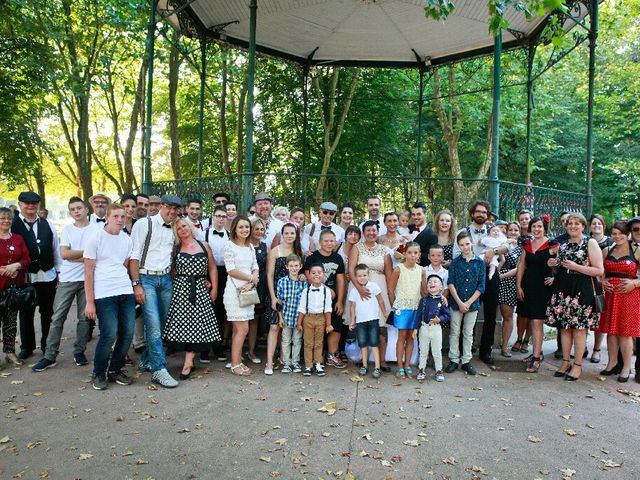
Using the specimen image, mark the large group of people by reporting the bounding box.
[1,189,639,392]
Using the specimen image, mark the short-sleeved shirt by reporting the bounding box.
[304,250,345,293]
[447,254,486,312]
[424,264,448,295]
[59,223,97,283]
[277,276,307,327]
[347,281,382,323]
[84,228,133,299]
[298,285,332,314]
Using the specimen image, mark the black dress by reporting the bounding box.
[498,246,521,307]
[516,239,553,319]
[164,251,220,352]
[254,241,268,315]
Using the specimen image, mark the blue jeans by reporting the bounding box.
[356,319,380,348]
[140,274,173,371]
[93,294,136,376]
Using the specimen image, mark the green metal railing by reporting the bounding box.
[151,173,587,229]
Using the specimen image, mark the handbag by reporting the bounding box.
[591,277,605,313]
[230,276,260,308]
[1,282,38,311]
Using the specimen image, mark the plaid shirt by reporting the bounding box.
[277,276,307,328]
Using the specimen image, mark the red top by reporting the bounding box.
[0,233,31,291]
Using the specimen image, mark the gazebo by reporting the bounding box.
[143,0,599,217]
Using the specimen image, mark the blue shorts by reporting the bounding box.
[356,319,380,348]
[393,309,416,330]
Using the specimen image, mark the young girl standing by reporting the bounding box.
[388,242,426,379]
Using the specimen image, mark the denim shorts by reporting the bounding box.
[356,319,380,348]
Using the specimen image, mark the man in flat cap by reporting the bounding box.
[11,192,63,360]
[128,194,183,388]
[251,192,283,248]
[88,192,111,224]
[305,201,345,251]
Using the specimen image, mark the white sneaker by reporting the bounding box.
[225,362,232,369]
[264,364,274,375]
[291,362,302,373]
[281,364,292,374]
[151,368,178,388]
[315,363,325,377]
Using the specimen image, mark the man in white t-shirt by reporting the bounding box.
[84,203,136,391]
[33,197,97,372]
[305,201,345,250]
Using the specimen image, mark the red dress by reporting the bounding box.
[0,233,31,291]
[597,250,640,337]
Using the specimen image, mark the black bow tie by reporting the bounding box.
[95,218,106,223]
[372,219,380,225]
[162,223,172,229]
[474,228,485,234]
[311,288,320,292]
[320,225,332,231]
[212,230,224,238]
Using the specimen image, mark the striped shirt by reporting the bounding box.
[276,276,307,328]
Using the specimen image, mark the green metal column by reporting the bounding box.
[488,31,502,216]
[301,65,309,211]
[142,0,157,194]
[416,67,425,201]
[242,0,257,213]
[585,0,598,216]
[525,43,535,186]
[197,38,206,179]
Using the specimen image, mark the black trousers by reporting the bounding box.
[213,265,228,343]
[19,279,57,353]
[479,269,500,358]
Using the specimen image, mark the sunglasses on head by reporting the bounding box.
[321,210,336,215]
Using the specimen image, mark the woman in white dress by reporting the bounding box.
[223,216,259,376]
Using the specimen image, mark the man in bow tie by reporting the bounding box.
[185,198,206,240]
[452,200,510,367]
[305,201,345,251]
[11,191,63,360]
[359,196,387,236]
[129,194,183,388]
[251,192,283,248]
[408,201,438,267]
[88,193,111,224]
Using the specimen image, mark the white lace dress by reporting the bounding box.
[223,241,258,321]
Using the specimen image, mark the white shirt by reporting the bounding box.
[129,214,175,271]
[410,223,427,241]
[18,214,62,283]
[84,228,133,299]
[452,225,488,258]
[89,213,107,224]
[185,217,206,241]
[359,219,387,236]
[263,216,284,247]
[206,227,229,266]
[59,223,97,283]
[305,221,345,245]
[297,284,332,314]
[424,264,449,295]
[347,281,382,323]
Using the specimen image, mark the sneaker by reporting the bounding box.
[291,363,302,373]
[444,361,459,373]
[32,358,57,372]
[213,346,227,362]
[372,367,381,379]
[326,353,347,369]
[108,370,134,386]
[435,370,445,382]
[461,362,477,376]
[74,353,88,366]
[416,368,427,382]
[303,367,313,376]
[199,352,211,364]
[359,365,368,376]
[92,374,108,390]
[247,353,262,364]
[315,363,326,377]
[138,361,153,372]
[225,362,232,369]
[281,364,292,374]
[264,364,274,375]
[151,368,179,388]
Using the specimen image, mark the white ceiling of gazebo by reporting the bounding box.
[159,0,592,66]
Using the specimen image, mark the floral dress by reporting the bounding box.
[546,238,598,329]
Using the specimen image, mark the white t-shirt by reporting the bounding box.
[84,229,133,300]
[59,224,97,283]
[347,281,382,323]
[424,264,449,295]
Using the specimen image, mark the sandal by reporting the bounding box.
[511,340,522,352]
[405,366,413,376]
[526,356,542,373]
[519,340,529,353]
[395,368,406,379]
[500,349,513,358]
[590,348,601,364]
[554,359,571,377]
[521,353,533,364]
[564,362,582,381]
[230,363,253,376]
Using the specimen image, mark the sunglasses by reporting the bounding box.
[321,210,336,215]
[632,227,640,233]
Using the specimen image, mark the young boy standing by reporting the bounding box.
[348,264,388,379]
[277,254,306,373]
[414,275,451,382]
[304,230,346,369]
[424,244,449,296]
[297,264,333,376]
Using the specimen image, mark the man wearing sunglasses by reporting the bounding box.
[251,192,283,248]
[305,202,345,251]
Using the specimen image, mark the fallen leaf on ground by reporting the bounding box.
[27,441,41,449]
[136,459,149,465]
[0,436,10,444]
[403,439,420,447]
[322,432,331,437]
[417,432,428,438]
[10,380,23,385]
[350,376,364,382]
[77,453,93,460]
[466,465,488,476]
[275,438,287,445]
[178,428,190,433]
[585,423,594,429]
[380,460,392,467]
[564,429,577,437]
[391,455,402,463]
[559,468,576,478]
[39,470,49,478]
[561,415,571,420]
[246,379,260,385]
[601,459,622,468]
[359,450,369,457]
[115,415,125,422]
[256,395,267,401]
[527,435,542,443]
[442,456,457,465]
[122,450,134,456]
[318,402,337,415]
[616,388,640,398]
[344,474,355,480]
[260,456,271,463]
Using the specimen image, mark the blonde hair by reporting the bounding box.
[433,209,456,244]
[566,212,587,229]
[172,217,197,244]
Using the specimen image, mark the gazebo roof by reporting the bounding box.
[159,0,593,67]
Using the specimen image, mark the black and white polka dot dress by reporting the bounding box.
[164,251,220,351]
[498,246,521,307]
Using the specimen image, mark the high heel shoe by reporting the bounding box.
[599,364,622,376]
[179,365,195,380]
[564,362,582,381]
[617,374,630,383]
[554,359,571,378]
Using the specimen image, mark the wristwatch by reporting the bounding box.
[132,280,141,287]
[493,248,498,255]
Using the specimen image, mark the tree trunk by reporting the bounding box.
[168,30,182,180]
